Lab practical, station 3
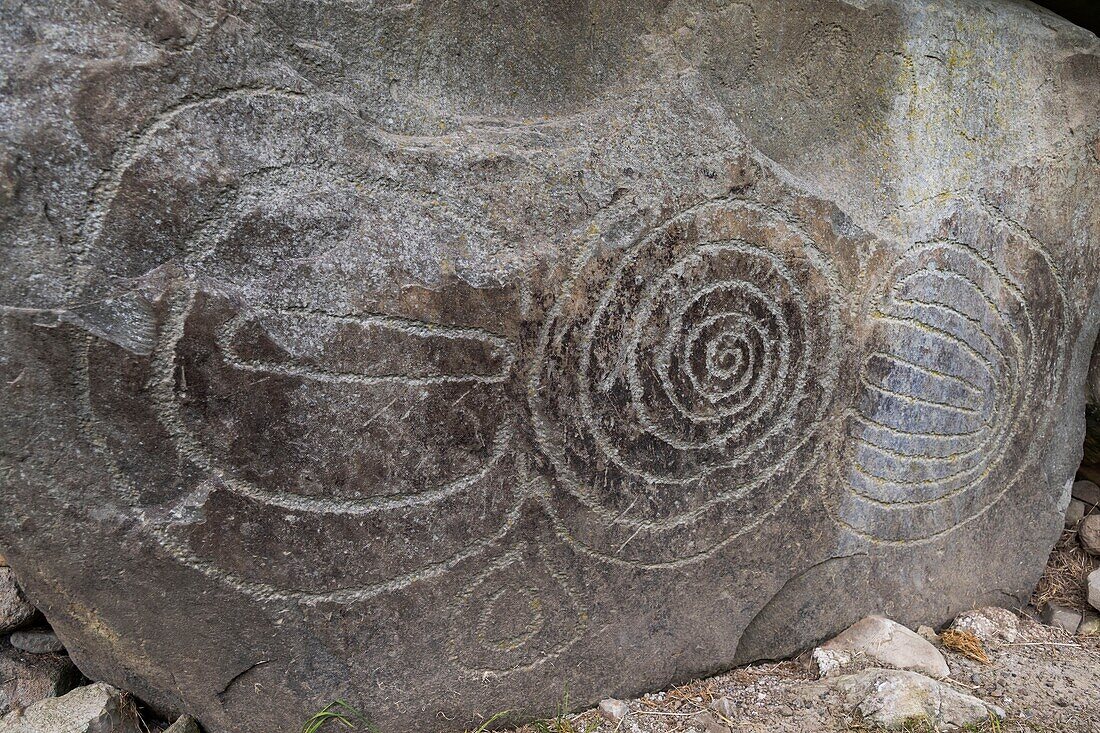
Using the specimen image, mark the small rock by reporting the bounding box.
[163,714,202,733]
[597,698,628,724]
[1078,515,1100,556]
[951,607,1019,643]
[1078,613,1100,636]
[1073,479,1100,506]
[1040,603,1082,633]
[709,696,736,718]
[832,668,1004,730]
[0,568,37,634]
[812,615,949,678]
[0,682,142,733]
[8,631,64,656]
[1066,498,1087,528]
[689,710,730,733]
[0,646,81,716]
[1089,568,1100,612]
[916,625,938,642]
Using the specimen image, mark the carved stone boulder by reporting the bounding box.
[0,1,1097,732]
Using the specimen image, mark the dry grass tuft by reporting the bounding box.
[940,628,991,664]
[1032,527,1100,613]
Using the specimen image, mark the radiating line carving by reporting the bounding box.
[829,237,1067,543]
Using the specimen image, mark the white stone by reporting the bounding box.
[813,616,949,678]
[597,698,628,723]
[0,683,142,733]
[951,607,1019,643]
[832,668,1004,730]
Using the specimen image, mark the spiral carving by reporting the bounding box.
[530,201,843,565]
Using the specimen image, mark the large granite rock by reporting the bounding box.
[0,2,1097,732]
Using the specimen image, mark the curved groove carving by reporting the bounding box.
[529,200,844,566]
[830,237,1068,543]
[448,543,587,676]
[76,88,521,600]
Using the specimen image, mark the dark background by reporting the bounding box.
[1036,0,1100,34]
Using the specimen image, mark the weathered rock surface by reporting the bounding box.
[813,616,949,678]
[1074,480,1100,507]
[0,645,80,717]
[163,715,201,733]
[8,633,64,657]
[0,683,141,733]
[0,1,1097,732]
[832,668,1004,730]
[1041,604,1083,633]
[950,607,1019,644]
[1089,569,1100,611]
[1066,498,1088,527]
[1079,515,1100,555]
[0,570,36,635]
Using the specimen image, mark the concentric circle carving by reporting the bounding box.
[529,200,843,565]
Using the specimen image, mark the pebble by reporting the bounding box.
[1078,515,1100,556]
[9,630,64,655]
[1066,498,1087,528]
[1040,603,1082,633]
[597,698,628,723]
[1079,613,1100,636]
[1073,479,1100,506]
[689,710,730,733]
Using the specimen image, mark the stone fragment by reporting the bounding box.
[1073,480,1100,507]
[0,646,81,717]
[1040,604,1083,633]
[0,682,142,733]
[916,625,938,642]
[950,608,1019,644]
[832,668,1004,730]
[8,632,64,656]
[1066,498,1087,528]
[709,697,737,719]
[1078,613,1100,636]
[0,2,1097,732]
[813,616,949,678]
[163,715,202,733]
[1089,569,1100,612]
[0,569,37,634]
[596,699,628,724]
[689,710,730,733]
[1078,515,1100,555]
